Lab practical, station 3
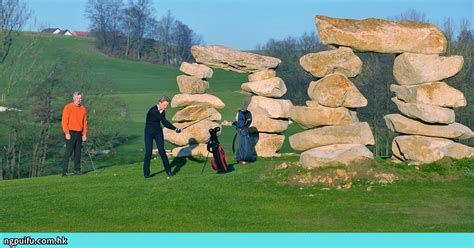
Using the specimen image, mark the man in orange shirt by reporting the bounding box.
[61,91,88,176]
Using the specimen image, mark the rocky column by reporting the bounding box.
[243,69,291,156]
[192,45,289,157]
[290,47,375,168]
[165,62,224,158]
[386,53,473,163]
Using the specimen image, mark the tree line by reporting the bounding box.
[255,10,474,157]
[85,0,202,66]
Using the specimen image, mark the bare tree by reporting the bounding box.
[298,31,320,54]
[154,10,176,64]
[256,33,325,104]
[447,19,474,144]
[0,111,21,179]
[458,19,472,43]
[391,9,428,23]
[0,0,31,62]
[442,17,456,53]
[122,0,154,59]
[85,0,123,54]
[28,63,64,177]
[173,20,202,64]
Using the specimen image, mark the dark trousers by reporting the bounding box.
[143,131,171,177]
[62,131,83,174]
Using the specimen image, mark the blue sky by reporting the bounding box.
[27,0,473,50]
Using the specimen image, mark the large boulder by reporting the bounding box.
[306,101,361,122]
[250,113,289,133]
[384,114,473,140]
[308,74,367,108]
[176,75,209,94]
[391,97,455,124]
[390,82,466,108]
[300,47,362,78]
[191,45,281,73]
[171,93,225,109]
[289,122,375,151]
[179,62,213,79]
[392,135,474,164]
[253,133,285,156]
[315,16,447,54]
[241,77,287,97]
[300,144,374,169]
[172,105,222,122]
[289,104,355,129]
[247,96,292,118]
[172,144,210,158]
[393,53,463,85]
[248,69,276,82]
[164,120,220,146]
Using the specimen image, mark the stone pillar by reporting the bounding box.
[386,53,473,163]
[243,72,291,156]
[165,62,224,158]
[290,47,375,168]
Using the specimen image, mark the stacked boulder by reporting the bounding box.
[314,15,473,164]
[386,53,474,163]
[244,72,292,157]
[164,62,224,158]
[191,45,290,157]
[290,47,375,168]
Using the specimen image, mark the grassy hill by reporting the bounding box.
[0,33,473,232]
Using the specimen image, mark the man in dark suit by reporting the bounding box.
[143,96,181,178]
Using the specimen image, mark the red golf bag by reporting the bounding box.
[207,127,228,173]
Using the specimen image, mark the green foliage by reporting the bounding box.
[452,158,474,178]
[419,163,448,175]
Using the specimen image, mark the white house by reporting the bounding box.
[41,28,61,34]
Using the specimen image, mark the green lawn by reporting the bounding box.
[0,157,473,232]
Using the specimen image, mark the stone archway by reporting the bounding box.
[165,45,290,158]
[292,16,473,167]
[165,15,473,166]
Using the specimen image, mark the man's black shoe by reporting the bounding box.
[73,171,83,176]
[166,171,175,177]
[62,173,68,177]
[144,175,150,179]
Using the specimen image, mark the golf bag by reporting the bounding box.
[206,127,228,173]
[232,110,257,163]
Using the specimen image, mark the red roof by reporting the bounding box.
[72,31,92,37]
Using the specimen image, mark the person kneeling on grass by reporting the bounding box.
[143,96,182,179]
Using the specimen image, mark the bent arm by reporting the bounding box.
[160,110,177,130]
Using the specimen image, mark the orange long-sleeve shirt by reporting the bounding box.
[62,103,88,135]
